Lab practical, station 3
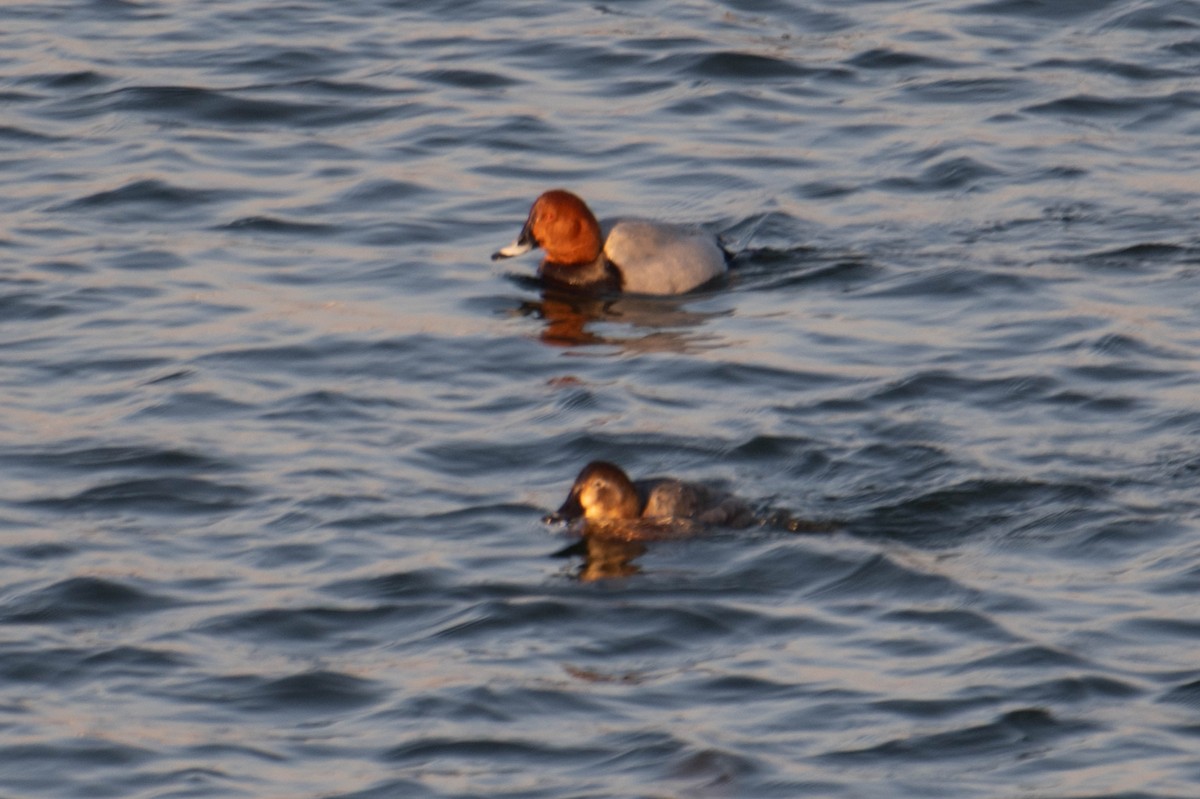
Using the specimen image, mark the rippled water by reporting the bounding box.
[2,1,1200,797]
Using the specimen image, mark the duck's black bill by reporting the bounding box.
[544,492,583,525]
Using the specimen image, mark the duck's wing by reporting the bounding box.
[644,478,757,529]
[641,478,702,520]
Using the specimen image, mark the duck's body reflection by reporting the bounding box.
[517,286,729,352]
[552,536,648,581]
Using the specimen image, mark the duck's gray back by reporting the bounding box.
[602,219,726,295]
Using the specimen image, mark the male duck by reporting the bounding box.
[492,190,729,294]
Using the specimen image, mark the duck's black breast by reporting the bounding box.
[539,256,623,293]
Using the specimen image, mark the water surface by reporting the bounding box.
[2,1,1200,797]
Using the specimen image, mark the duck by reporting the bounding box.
[492,190,730,295]
[547,461,754,539]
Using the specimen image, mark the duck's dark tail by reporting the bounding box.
[718,213,770,267]
[719,238,736,265]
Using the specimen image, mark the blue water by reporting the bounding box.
[2,1,1200,797]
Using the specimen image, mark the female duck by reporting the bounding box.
[548,461,753,538]
[492,190,729,295]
